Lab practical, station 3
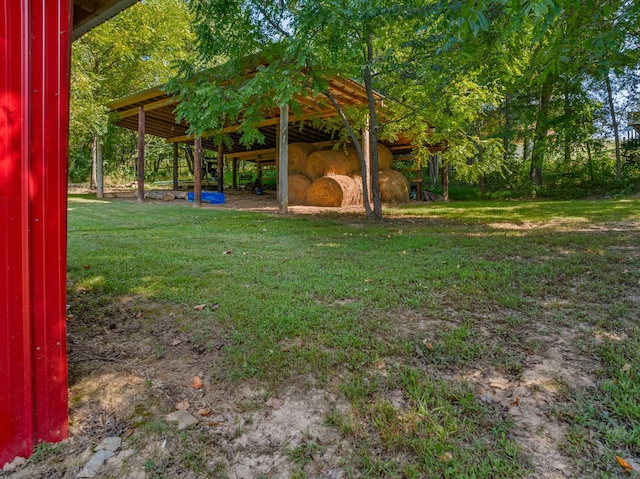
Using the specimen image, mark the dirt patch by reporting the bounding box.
[2,295,354,479]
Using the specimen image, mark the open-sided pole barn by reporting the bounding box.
[107,74,420,211]
[0,0,139,466]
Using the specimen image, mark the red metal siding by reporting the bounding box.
[0,0,70,465]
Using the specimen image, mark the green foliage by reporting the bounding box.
[77,0,640,197]
[70,0,195,184]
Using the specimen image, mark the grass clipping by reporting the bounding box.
[288,143,317,175]
[288,174,312,205]
[306,175,363,207]
[379,170,409,204]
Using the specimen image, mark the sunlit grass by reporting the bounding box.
[66,196,640,477]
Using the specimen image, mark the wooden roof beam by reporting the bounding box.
[106,86,165,111]
[112,97,176,120]
[166,108,337,144]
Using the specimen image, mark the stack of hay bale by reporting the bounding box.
[287,142,409,207]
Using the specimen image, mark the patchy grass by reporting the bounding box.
[62,196,640,478]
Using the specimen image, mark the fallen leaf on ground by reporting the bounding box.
[373,360,386,370]
[510,397,521,407]
[439,452,453,462]
[198,408,212,417]
[364,278,372,283]
[193,304,206,311]
[489,378,510,390]
[422,339,433,350]
[175,400,190,410]
[266,397,284,409]
[135,310,143,318]
[615,456,634,472]
[621,363,632,372]
[191,376,204,389]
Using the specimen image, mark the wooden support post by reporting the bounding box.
[278,104,289,214]
[96,138,104,199]
[232,159,238,189]
[172,142,179,191]
[194,137,202,207]
[416,156,423,200]
[362,123,372,204]
[217,143,224,194]
[137,106,145,203]
[275,119,280,202]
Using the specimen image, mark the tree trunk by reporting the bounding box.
[522,137,529,163]
[90,133,98,189]
[563,84,571,165]
[323,91,374,219]
[441,163,449,201]
[184,144,194,175]
[530,75,555,185]
[586,141,594,183]
[430,154,439,185]
[363,32,382,220]
[605,74,621,181]
[172,142,179,190]
[503,93,512,162]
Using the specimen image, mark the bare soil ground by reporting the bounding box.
[2,188,637,478]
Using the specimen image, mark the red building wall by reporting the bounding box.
[0,0,70,465]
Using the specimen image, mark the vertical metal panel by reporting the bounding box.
[0,0,70,466]
[30,0,70,445]
[0,0,34,463]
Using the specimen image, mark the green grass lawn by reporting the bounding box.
[66,197,640,478]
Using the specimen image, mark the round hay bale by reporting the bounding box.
[304,149,360,180]
[306,175,362,207]
[288,174,312,205]
[350,174,363,195]
[379,170,409,204]
[345,144,393,171]
[377,144,393,171]
[288,143,317,175]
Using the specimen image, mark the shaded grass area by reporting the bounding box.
[67,197,640,477]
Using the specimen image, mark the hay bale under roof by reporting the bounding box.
[377,144,393,171]
[379,170,409,204]
[306,174,362,207]
[303,144,395,180]
[304,149,360,180]
[288,174,312,205]
[287,142,317,175]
